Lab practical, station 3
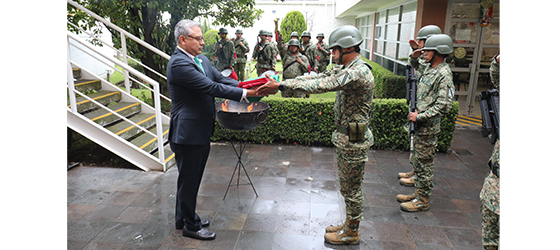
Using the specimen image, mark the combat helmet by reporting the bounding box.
[416,25,442,40]
[316,33,325,38]
[259,30,268,36]
[301,31,311,38]
[287,39,300,48]
[423,34,454,54]
[328,25,363,49]
[218,28,228,34]
[235,29,243,34]
[290,31,299,38]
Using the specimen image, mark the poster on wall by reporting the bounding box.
[480,0,494,26]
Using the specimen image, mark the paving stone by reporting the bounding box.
[67,129,495,249]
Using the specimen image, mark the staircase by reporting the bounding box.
[68,65,175,171]
[67,0,174,171]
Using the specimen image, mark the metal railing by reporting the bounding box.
[67,31,166,167]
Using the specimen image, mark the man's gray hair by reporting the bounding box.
[174,19,202,45]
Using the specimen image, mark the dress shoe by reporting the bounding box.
[182,228,216,240]
[175,219,210,230]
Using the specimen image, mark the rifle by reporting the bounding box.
[405,65,417,151]
[479,89,499,144]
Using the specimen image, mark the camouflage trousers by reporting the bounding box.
[481,204,499,249]
[409,133,437,198]
[234,62,246,82]
[336,147,367,221]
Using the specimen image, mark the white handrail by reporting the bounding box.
[67,31,165,165]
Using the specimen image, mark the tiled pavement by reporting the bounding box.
[67,128,494,249]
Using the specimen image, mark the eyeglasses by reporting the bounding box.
[185,35,204,42]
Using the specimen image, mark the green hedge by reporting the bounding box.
[211,97,459,152]
[361,56,407,99]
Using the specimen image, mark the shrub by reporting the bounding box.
[211,97,459,152]
[279,11,307,42]
[361,56,407,99]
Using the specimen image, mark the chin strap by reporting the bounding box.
[335,47,356,64]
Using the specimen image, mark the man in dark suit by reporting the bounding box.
[167,19,260,241]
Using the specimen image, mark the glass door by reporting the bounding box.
[445,0,500,116]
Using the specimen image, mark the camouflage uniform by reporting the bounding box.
[408,55,454,199]
[283,55,375,221]
[278,44,310,98]
[480,139,500,250]
[480,54,499,250]
[233,37,250,81]
[252,40,276,76]
[489,55,499,90]
[301,41,315,69]
[307,41,330,73]
[213,38,235,70]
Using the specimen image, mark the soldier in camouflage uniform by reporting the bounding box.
[252,30,276,76]
[480,54,499,250]
[257,26,374,245]
[397,34,455,212]
[213,28,235,71]
[276,39,310,98]
[310,33,331,73]
[267,31,279,61]
[306,32,330,73]
[300,31,314,68]
[398,25,442,187]
[233,29,250,81]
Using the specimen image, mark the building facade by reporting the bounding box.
[336,0,500,115]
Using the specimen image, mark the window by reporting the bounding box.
[357,14,372,59]
[373,2,417,75]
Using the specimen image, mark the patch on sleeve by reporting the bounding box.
[336,72,350,86]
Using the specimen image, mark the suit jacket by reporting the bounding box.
[167,49,243,145]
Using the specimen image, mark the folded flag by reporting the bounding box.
[238,74,280,89]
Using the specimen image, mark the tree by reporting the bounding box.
[279,11,307,42]
[67,0,263,98]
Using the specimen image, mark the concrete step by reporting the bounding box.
[106,113,156,140]
[130,124,170,153]
[68,91,121,113]
[153,144,176,170]
[73,67,81,79]
[83,102,141,127]
[73,79,101,93]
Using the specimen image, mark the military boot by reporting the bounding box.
[397,170,414,179]
[399,176,415,187]
[400,195,430,212]
[325,218,347,233]
[324,220,360,245]
[396,189,418,203]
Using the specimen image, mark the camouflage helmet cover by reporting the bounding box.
[416,25,442,40]
[287,39,300,48]
[423,34,454,54]
[328,25,363,49]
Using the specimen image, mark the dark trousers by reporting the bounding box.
[171,142,211,231]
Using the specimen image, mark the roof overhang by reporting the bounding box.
[336,0,411,18]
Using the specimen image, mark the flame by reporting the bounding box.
[221,100,257,112]
[222,100,230,111]
[247,103,255,112]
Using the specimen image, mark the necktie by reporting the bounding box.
[193,56,206,75]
